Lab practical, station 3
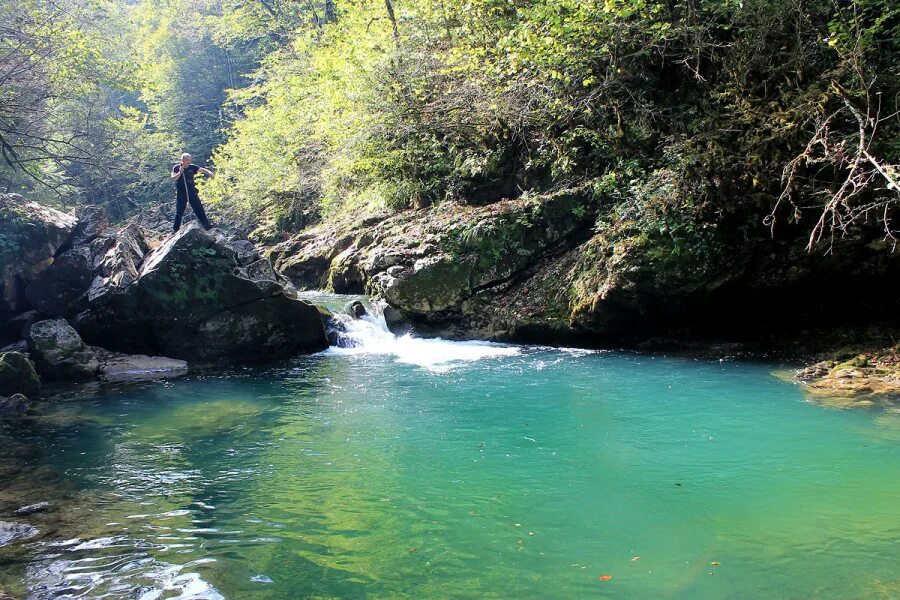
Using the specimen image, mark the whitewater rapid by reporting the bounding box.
[321,299,520,373]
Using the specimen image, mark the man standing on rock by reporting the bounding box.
[171,152,214,232]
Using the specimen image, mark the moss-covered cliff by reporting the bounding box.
[267,182,900,346]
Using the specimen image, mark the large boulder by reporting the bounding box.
[25,318,188,382]
[0,194,77,317]
[26,319,98,380]
[77,224,327,360]
[24,247,94,316]
[71,205,109,246]
[85,223,151,304]
[0,352,40,398]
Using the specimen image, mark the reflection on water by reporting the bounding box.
[1,330,899,599]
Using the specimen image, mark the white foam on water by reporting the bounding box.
[324,304,520,373]
[28,552,224,600]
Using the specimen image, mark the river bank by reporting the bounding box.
[2,191,898,413]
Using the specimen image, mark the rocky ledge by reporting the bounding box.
[266,185,900,347]
[0,193,328,406]
[795,347,900,408]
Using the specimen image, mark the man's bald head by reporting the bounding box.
[180,153,192,167]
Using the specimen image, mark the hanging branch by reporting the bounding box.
[770,77,899,251]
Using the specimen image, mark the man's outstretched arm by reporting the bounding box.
[198,167,214,177]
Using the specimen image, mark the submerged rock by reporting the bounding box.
[12,502,50,516]
[0,394,30,415]
[0,351,40,398]
[0,521,38,547]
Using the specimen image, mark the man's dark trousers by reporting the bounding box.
[174,189,211,232]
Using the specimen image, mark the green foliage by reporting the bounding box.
[0,0,320,216]
[2,0,895,247]
[206,0,897,248]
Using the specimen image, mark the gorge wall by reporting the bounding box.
[266,186,900,348]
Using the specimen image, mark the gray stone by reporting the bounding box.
[13,502,50,516]
[71,205,109,246]
[96,350,188,382]
[230,239,260,265]
[345,300,367,319]
[87,224,150,304]
[26,319,98,380]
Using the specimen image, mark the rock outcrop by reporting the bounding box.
[0,194,77,320]
[796,348,900,408]
[1,195,328,375]
[25,318,188,382]
[76,224,327,360]
[268,184,900,345]
[26,318,100,380]
[0,352,40,398]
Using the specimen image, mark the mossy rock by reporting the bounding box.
[0,352,40,398]
[78,224,327,360]
[26,319,99,380]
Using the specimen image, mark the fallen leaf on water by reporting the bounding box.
[517,539,523,545]
[408,548,417,554]
[528,531,535,536]
[599,575,613,581]
[631,556,640,562]
[710,561,720,566]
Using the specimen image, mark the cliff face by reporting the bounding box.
[267,187,900,346]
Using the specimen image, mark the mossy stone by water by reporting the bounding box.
[26,319,99,380]
[0,352,40,398]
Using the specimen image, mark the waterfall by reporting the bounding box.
[311,294,520,372]
[326,302,396,350]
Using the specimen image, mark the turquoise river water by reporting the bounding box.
[0,296,898,599]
